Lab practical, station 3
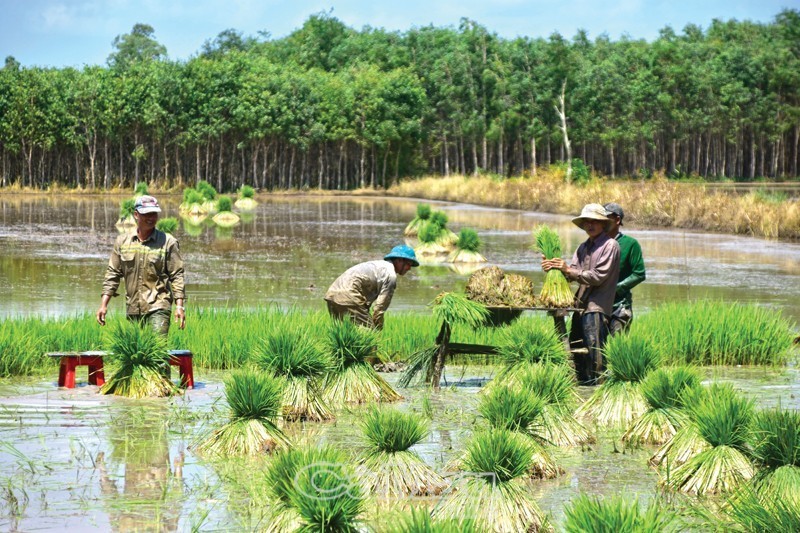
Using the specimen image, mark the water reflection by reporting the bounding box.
[98,405,184,532]
[2,194,800,326]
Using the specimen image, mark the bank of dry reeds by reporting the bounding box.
[388,172,800,240]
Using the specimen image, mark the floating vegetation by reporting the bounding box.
[357,406,446,498]
[623,366,703,445]
[235,185,258,210]
[665,383,755,495]
[155,217,179,235]
[433,429,549,532]
[562,494,677,533]
[532,225,574,308]
[100,321,175,398]
[446,228,486,263]
[324,319,402,405]
[576,332,661,428]
[255,326,334,421]
[195,368,289,457]
[633,301,795,365]
[404,203,432,237]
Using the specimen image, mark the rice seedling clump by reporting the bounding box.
[532,225,574,308]
[433,429,549,532]
[256,327,334,421]
[576,331,661,428]
[495,320,568,376]
[100,321,176,398]
[415,220,450,257]
[748,407,800,505]
[404,203,432,236]
[324,319,402,405]
[235,185,258,210]
[429,210,458,248]
[357,407,446,498]
[380,507,478,532]
[195,368,289,457]
[447,228,487,264]
[155,217,179,234]
[623,366,702,445]
[562,494,677,533]
[665,383,755,495]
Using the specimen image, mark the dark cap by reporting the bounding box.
[604,203,624,225]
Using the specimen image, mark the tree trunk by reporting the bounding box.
[530,137,537,176]
[554,80,572,181]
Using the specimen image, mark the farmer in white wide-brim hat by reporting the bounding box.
[324,244,419,330]
[542,203,620,385]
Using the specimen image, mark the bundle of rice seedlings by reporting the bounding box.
[433,429,549,532]
[179,187,207,214]
[100,321,176,398]
[717,483,800,532]
[430,211,458,248]
[415,220,450,258]
[623,366,703,445]
[500,274,536,307]
[495,321,568,378]
[234,185,258,210]
[576,332,661,428]
[213,196,241,227]
[195,368,289,457]
[264,445,346,531]
[446,228,487,263]
[357,406,447,498]
[665,383,755,495]
[404,203,432,236]
[514,363,592,447]
[532,225,574,308]
[118,198,136,224]
[155,217,179,235]
[255,327,334,421]
[464,266,506,306]
[133,182,149,197]
[748,407,800,505]
[562,494,677,533]
[380,507,478,533]
[478,386,562,479]
[324,319,402,405]
[287,445,366,532]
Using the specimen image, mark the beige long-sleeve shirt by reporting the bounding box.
[565,233,620,315]
[101,229,185,315]
[324,260,398,329]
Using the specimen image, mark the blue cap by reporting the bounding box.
[384,244,419,267]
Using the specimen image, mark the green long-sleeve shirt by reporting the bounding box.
[614,233,646,310]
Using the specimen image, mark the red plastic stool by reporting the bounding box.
[48,351,106,388]
[168,350,194,389]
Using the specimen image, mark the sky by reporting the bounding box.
[1,0,795,68]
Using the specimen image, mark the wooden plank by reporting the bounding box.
[446,343,498,355]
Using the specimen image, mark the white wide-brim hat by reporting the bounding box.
[572,203,611,229]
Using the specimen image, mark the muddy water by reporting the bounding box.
[2,194,800,530]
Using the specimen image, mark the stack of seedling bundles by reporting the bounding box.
[266,444,364,532]
[576,332,661,428]
[446,228,487,264]
[234,185,258,211]
[562,494,677,532]
[100,322,176,398]
[464,266,536,326]
[622,366,703,445]
[433,428,550,532]
[532,225,574,308]
[212,196,240,228]
[399,292,488,387]
[324,319,402,405]
[195,368,289,457]
[662,383,755,495]
[404,203,432,237]
[255,326,334,421]
[414,219,450,258]
[356,406,447,498]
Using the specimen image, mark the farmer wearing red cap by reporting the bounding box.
[542,203,620,385]
[324,244,419,330]
[96,195,186,335]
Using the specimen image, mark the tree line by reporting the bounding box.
[1,10,799,191]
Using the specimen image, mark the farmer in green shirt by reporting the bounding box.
[97,195,186,336]
[604,203,646,334]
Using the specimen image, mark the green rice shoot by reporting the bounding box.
[100,321,176,398]
[563,494,678,533]
[447,228,486,263]
[155,217,179,234]
[532,224,574,308]
[404,203,432,236]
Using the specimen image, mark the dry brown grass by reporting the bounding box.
[387,171,800,240]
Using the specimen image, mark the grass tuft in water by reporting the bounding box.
[379,506,479,532]
[562,494,678,533]
[100,321,175,398]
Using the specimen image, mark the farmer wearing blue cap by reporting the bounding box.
[324,244,419,330]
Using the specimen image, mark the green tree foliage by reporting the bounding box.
[0,11,799,190]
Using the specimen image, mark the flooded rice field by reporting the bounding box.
[1,194,799,530]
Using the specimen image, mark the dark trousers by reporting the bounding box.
[570,311,609,385]
[609,306,633,336]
